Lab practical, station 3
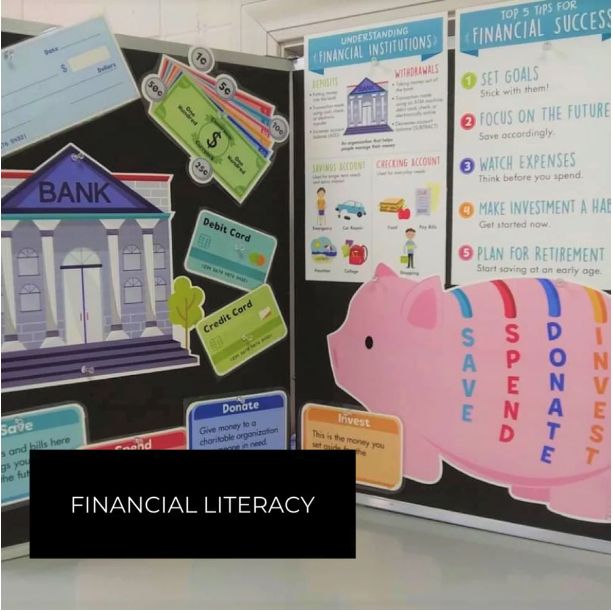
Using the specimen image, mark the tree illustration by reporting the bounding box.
[167,276,205,352]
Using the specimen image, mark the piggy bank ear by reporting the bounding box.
[401,276,442,329]
[374,263,397,279]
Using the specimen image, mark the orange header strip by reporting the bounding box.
[303,404,401,434]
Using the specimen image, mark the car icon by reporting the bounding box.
[336,200,366,219]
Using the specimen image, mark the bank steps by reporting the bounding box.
[1,335,198,390]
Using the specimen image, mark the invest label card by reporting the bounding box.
[196,284,287,376]
[149,73,270,203]
[1,16,139,157]
[302,403,402,491]
[185,210,277,291]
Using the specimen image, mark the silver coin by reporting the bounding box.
[141,75,166,102]
[215,74,237,100]
[189,157,213,184]
[188,46,215,73]
[270,115,290,143]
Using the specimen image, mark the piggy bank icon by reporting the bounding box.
[328,264,611,522]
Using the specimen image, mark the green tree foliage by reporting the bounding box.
[167,276,205,351]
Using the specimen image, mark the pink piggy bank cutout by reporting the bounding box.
[328,263,610,522]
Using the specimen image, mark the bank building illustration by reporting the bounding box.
[1,144,199,391]
[344,78,393,136]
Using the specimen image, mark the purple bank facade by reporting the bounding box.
[1,144,198,391]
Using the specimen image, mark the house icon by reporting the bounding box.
[344,78,393,136]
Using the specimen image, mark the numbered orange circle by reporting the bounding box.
[458,202,474,218]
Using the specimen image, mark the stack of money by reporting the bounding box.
[143,55,288,203]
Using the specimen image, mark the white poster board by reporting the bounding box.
[304,16,448,283]
[452,0,611,290]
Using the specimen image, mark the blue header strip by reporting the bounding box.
[460,0,611,56]
[308,17,444,74]
[191,392,286,420]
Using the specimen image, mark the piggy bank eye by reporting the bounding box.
[365,336,374,350]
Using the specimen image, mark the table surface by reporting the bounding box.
[2,505,610,610]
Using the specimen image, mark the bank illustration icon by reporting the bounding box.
[344,78,393,136]
[1,143,199,391]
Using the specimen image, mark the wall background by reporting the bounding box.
[2,0,511,56]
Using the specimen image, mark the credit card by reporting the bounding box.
[196,284,287,376]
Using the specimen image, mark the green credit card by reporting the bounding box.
[150,73,270,203]
[196,284,287,376]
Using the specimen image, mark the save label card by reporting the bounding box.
[149,73,270,203]
[196,284,287,376]
[2,16,139,157]
[1,403,87,506]
[185,210,277,291]
[187,391,287,450]
[302,403,403,491]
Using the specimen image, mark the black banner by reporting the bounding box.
[30,450,355,558]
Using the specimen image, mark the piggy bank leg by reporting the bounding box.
[511,486,550,504]
[548,470,611,522]
[403,434,442,484]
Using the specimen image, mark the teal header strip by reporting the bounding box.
[460,0,611,56]
[308,17,444,74]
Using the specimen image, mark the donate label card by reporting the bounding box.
[302,403,403,491]
[1,403,87,506]
[185,210,277,291]
[1,16,139,157]
[86,427,186,450]
[196,284,287,376]
[150,74,270,203]
[187,391,287,450]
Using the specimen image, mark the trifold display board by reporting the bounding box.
[1,24,291,552]
[296,2,610,553]
[1,0,611,557]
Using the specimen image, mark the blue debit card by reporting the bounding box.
[1,16,139,156]
[187,391,287,450]
[185,209,277,291]
[1,403,87,506]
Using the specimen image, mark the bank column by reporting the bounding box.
[33,220,63,348]
[137,218,162,336]
[1,220,25,351]
[101,219,129,340]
